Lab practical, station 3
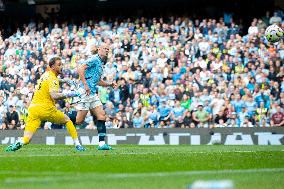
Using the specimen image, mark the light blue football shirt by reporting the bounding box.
[79,54,104,95]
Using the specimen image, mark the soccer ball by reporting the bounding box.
[265,24,283,43]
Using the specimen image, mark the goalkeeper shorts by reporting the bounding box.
[25,104,65,133]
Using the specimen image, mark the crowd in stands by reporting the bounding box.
[0,10,284,130]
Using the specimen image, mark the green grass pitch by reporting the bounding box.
[0,145,283,189]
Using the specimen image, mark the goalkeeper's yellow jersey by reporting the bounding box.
[31,71,59,107]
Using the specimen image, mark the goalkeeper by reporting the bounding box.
[6,57,86,152]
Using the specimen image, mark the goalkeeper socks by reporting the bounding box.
[74,138,81,146]
[18,136,30,145]
[66,120,78,140]
[97,120,106,145]
[22,136,30,145]
[66,120,81,146]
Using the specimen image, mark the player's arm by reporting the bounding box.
[58,78,70,84]
[77,55,99,95]
[50,90,80,100]
[49,79,80,100]
[50,91,67,100]
[98,79,117,88]
[77,63,90,95]
[58,77,77,87]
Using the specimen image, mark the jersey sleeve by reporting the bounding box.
[48,78,59,93]
[82,55,97,68]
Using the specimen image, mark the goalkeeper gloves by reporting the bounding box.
[64,91,81,98]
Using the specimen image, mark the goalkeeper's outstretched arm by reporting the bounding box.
[58,78,78,87]
[50,90,80,100]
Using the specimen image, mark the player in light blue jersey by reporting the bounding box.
[76,43,116,150]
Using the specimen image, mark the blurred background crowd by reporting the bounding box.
[0,6,284,130]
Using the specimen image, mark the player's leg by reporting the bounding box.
[48,108,85,151]
[90,101,112,150]
[74,101,90,128]
[6,108,41,152]
[21,120,41,145]
[75,110,89,127]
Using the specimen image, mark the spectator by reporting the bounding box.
[180,94,191,110]
[227,112,238,127]
[109,86,122,107]
[269,12,282,25]
[183,111,194,128]
[132,112,144,128]
[147,106,160,128]
[248,21,259,35]
[119,79,129,102]
[215,118,228,127]
[127,79,135,99]
[5,105,19,129]
[19,101,29,124]
[238,106,249,127]
[240,115,253,127]
[98,86,108,106]
[105,101,116,118]
[112,117,120,129]
[158,101,171,124]
[171,101,186,125]
[215,110,227,126]
[270,105,284,127]
[140,88,150,107]
[120,116,132,128]
[105,116,113,129]
[192,103,210,128]
[210,90,225,116]
[255,102,268,127]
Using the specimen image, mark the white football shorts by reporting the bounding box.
[75,88,102,111]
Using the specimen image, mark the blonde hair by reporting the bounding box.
[90,45,98,54]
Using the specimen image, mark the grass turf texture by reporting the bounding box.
[0,145,283,189]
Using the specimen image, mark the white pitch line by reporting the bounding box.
[1,168,284,184]
[4,177,62,184]
[107,168,284,178]
[0,170,68,176]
